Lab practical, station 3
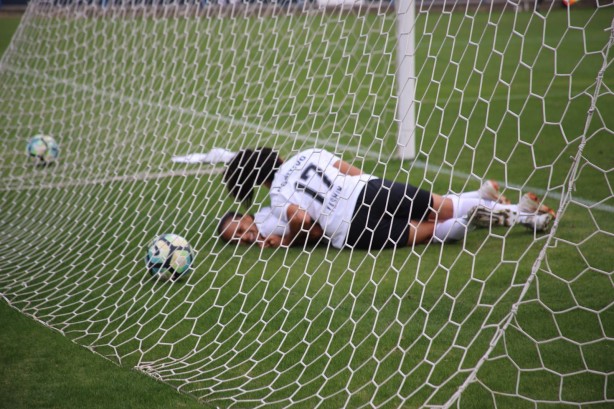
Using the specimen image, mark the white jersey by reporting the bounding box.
[254,207,289,238]
[269,149,374,248]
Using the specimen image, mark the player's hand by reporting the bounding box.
[287,204,312,236]
[260,235,283,248]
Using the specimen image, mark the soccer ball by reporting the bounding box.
[562,0,579,6]
[27,134,59,165]
[145,234,194,281]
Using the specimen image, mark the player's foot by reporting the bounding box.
[462,212,478,233]
[518,192,557,218]
[479,180,511,204]
[518,212,554,232]
[467,205,514,228]
[517,192,556,232]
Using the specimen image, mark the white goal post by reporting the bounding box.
[395,0,417,160]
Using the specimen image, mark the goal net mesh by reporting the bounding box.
[0,0,612,407]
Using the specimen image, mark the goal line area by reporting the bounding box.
[0,1,612,408]
[3,39,611,211]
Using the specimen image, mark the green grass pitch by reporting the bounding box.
[0,5,613,408]
[0,16,208,409]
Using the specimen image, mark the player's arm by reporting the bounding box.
[307,223,324,243]
[260,234,285,248]
[262,224,322,248]
[333,159,363,176]
[286,204,313,245]
[260,219,313,249]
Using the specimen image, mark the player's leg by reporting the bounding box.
[346,199,410,249]
[430,179,511,222]
[348,200,444,249]
[468,203,515,228]
[408,216,476,245]
[435,180,510,203]
[370,179,506,223]
[360,179,434,221]
[347,203,474,248]
[469,193,556,232]
[432,180,511,222]
[516,192,556,231]
[478,180,510,204]
[407,220,435,245]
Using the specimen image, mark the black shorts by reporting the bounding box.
[346,178,433,250]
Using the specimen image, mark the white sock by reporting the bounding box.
[444,195,490,218]
[458,190,481,199]
[432,217,469,243]
[445,194,536,228]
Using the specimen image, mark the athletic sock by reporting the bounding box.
[444,195,489,218]
[445,194,525,221]
[432,217,469,243]
[458,190,481,199]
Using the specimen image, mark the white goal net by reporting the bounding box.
[1,0,613,407]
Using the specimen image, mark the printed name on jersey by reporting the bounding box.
[277,154,307,190]
[325,185,343,214]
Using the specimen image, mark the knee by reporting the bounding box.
[407,221,435,246]
[431,195,454,220]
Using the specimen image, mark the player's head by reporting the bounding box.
[217,211,259,245]
[223,147,281,206]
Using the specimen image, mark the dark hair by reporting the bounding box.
[223,147,281,206]
[217,211,242,239]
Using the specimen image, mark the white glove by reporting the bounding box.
[172,148,236,164]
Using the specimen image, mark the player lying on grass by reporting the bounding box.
[218,183,554,248]
[220,147,556,250]
[218,207,326,248]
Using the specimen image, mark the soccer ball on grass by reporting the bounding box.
[27,134,59,165]
[145,234,194,281]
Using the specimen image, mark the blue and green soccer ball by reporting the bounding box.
[27,134,59,165]
[145,234,194,281]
